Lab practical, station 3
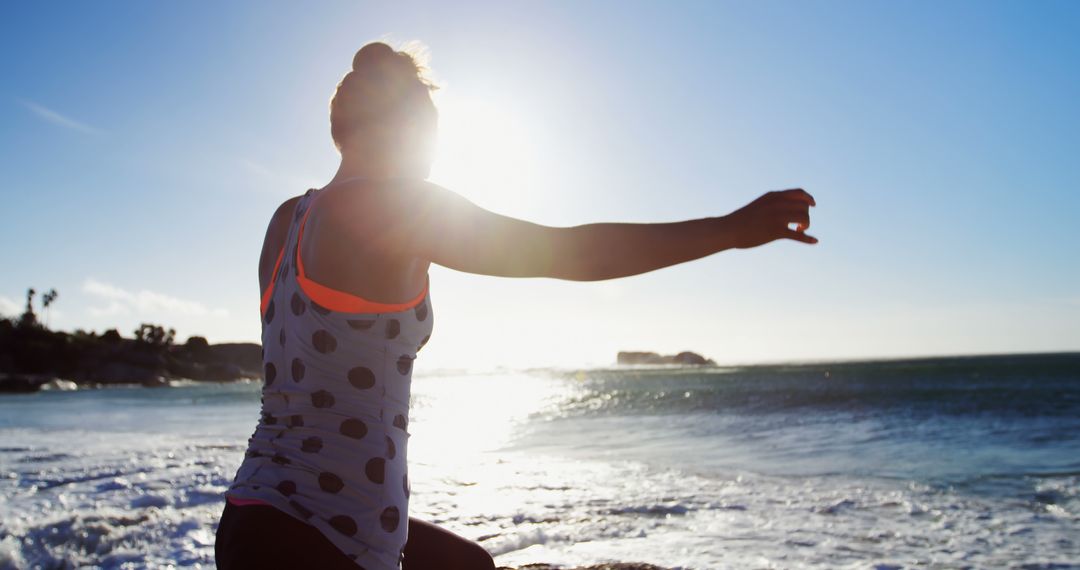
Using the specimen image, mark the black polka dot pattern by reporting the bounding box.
[330,515,358,536]
[340,418,367,439]
[312,330,337,353]
[242,188,433,561]
[347,319,375,330]
[277,480,297,496]
[291,293,307,316]
[301,436,323,453]
[365,457,385,484]
[311,390,335,408]
[396,355,413,375]
[380,506,400,532]
[348,366,375,389]
[319,472,344,493]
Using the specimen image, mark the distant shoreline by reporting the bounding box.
[610,349,1080,370]
[0,318,261,393]
[5,348,1078,394]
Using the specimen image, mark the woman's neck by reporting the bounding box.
[330,149,428,185]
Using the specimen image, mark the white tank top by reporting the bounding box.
[227,188,434,569]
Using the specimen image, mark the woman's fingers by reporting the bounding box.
[776,188,816,207]
[782,228,818,244]
[739,188,819,246]
[781,207,811,230]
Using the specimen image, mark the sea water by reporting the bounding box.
[1,353,1078,569]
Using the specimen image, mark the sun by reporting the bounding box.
[427,91,540,211]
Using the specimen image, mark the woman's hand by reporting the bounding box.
[723,188,818,249]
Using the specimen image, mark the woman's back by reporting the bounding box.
[261,179,431,308]
[229,187,434,569]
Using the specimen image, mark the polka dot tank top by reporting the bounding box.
[227,188,433,569]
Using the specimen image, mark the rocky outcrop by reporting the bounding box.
[40,378,78,391]
[0,321,262,392]
[617,350,715,366]
[0,374,55,393]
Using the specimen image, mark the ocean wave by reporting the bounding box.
[538,353,1080,419]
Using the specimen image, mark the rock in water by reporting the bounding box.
[617,350,713,365]
[40,378,78,391]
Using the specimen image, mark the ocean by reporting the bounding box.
[1,353,1078,569]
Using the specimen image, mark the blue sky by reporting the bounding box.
[2,1,1078,369]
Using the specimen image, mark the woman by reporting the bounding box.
[215,42,816,570]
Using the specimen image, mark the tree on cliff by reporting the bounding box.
[18,288,38,329]
[134,323,176,347]
[185,336,210,351]
[41,289,58,328]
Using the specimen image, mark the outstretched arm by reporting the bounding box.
[398,183,817,281]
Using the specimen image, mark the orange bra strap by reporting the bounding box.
[295,195,428,313]
[259,246,285,315]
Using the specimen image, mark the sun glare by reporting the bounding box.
[428,92,541,211]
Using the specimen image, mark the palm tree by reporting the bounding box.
[41,289,58,329]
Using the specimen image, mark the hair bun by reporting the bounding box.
[329,41,438,152]
[352,42,396,72]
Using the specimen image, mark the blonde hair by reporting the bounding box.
[329,42,438,154]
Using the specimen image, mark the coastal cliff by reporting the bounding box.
[0,319,261,392]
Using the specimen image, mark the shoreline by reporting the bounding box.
[0,373,261,393]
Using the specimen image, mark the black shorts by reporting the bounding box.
[215,501,496,570]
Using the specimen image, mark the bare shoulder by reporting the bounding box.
[267,195,304,234]
[320,178,454,206]
[259,195,304,287]
[316,179,463,229]
[262,195,304,251]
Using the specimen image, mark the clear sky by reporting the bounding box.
[2,1,1078,369]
